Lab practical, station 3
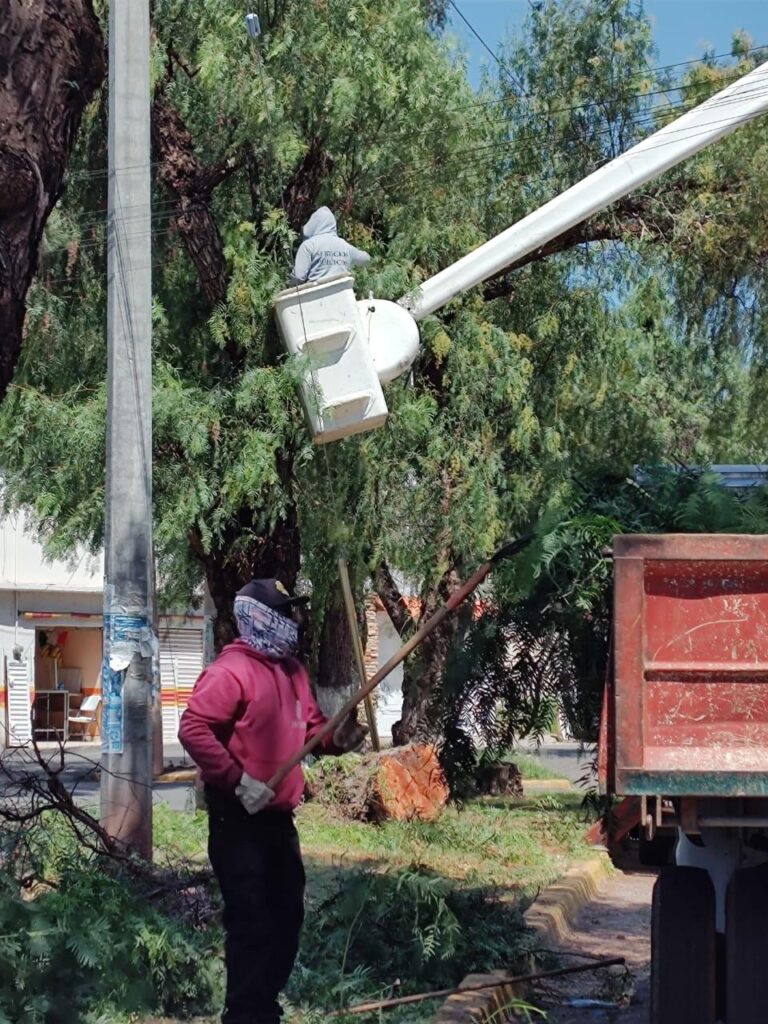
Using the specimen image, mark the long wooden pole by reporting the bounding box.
[267,536,531,790]
[338,558,380,751]
[327,956,626,1016]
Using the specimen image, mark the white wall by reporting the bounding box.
[375,610,404,743]
[0,510,102,591]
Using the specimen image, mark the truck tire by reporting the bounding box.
[651,867,716,1024]
[725,864,768,1023]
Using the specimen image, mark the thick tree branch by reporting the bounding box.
[483,192,676,301]
[373,561,418,640]
[281,135,334,232]
[0,0,105,399]
[151,88,240,308]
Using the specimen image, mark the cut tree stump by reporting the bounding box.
[304,743,449,822]
[475,761,523,798]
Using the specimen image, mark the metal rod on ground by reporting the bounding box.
[101,0,155,859]
[338,558,380,752]
[328,956,626,1016]
[267,536,531,791]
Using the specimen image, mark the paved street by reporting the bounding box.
[517,739,596,786]
[0,740,195,812]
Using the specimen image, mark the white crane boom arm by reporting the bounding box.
[401,60,768,321]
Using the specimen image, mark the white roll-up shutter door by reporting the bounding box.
[159,628,204,742]
[5,658,32,746]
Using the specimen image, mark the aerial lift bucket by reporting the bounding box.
[273,275,420,444]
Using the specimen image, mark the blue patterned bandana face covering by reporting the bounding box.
[233,595,299,658]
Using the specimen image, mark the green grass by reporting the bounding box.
[292,793,588,1023]
[299,791,588,893]
[146,792,590,1024]
[153,800,209,865]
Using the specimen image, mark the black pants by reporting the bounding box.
[207,788,306,1024]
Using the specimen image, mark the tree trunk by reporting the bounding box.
[391,566,468,746]
[150,92,314,650]
[0,0,105,400]
[151,87,238,308]
[315,580,358,718]
[191,507,301,652]
[281,136,334,232]
[374,562,466,747]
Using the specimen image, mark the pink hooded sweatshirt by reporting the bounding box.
[178,640,333,810]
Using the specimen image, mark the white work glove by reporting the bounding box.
[332,713,369,753]
[235,772,275,815]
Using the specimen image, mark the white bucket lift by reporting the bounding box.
[274,275,420,443]
[274,276,387,445]
[275,59,768,444]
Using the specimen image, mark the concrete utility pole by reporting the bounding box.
[101,0,155,859]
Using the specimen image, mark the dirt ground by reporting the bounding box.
[535,868,655,1024]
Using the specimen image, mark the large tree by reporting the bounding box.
[0,0,492,702]
[2,0,767,738]
[367,2,768,741]
[0,0,104,399]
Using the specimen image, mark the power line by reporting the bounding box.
[38,56,768,286]
[51,60,768,243]
[38,85,768,287]
[447,0,525,94]
[57,44,768,195]
[347,79,768,205]
[39,93,768,294]
[448,0,766,100]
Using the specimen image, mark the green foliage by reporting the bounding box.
[0,817,221,1024]
[0,789,585,1024]
[437,468,768,785]
[3,0,768,735]
[288,794,589,1020]
[289,863,528,1021]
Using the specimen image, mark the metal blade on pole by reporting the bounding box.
[101,0,156,859]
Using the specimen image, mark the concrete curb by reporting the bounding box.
[522,778,573,793]
[433,856,614,1022]
[154,767,196,784]
[522,853,614,946]
[433,972,528,1023]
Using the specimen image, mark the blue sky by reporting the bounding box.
[448,1,768,86]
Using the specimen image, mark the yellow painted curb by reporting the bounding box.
[154,767,196,784]
[433,972,528,1023]
[522,778,573,793]
[522,854,614,946]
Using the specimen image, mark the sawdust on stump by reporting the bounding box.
[304,743,449,822]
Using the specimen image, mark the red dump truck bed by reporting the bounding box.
[606,534,768,797]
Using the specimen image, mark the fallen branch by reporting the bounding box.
[327,956,625,1016]
[145,870,214,901]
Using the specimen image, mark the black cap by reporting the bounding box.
[236,578,309,611]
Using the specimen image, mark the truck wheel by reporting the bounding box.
[726,864,768,1023]
[651,867,716,1024]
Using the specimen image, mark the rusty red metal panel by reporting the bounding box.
[614,554,646,774]
[597,680,614,794]
[613,535,768,796]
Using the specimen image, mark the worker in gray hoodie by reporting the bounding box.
[289,206,370,285]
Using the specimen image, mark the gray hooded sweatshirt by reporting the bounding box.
[290,207,370,285]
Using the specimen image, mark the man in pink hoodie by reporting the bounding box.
[178,578,366,1024]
